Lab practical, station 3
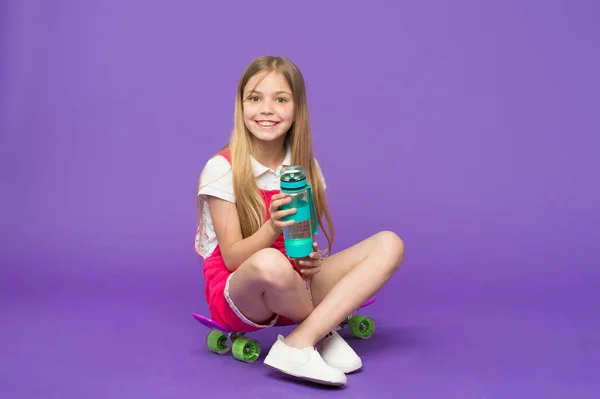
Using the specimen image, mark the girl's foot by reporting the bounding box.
[263,335,347,386]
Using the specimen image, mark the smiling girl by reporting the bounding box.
[195,55,405,386]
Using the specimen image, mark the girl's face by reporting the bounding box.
[242,70,294,144]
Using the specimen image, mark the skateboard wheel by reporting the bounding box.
[206,329,230,354]
[232,337,261,363]
[348,314,375,339]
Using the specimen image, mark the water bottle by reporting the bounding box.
[279,165,318,258]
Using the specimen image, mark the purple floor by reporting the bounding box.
[2,244,599,398]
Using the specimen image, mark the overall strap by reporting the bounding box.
[218,149,232,164]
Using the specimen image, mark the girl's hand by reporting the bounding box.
[268,193,296,234]
[294,242,322,276]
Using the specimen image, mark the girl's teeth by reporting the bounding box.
[258,121,276,126]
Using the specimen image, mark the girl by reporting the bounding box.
[195,55,404,386]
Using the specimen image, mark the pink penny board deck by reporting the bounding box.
[192,295,376,333]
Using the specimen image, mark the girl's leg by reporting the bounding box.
[228,247,348,385]
[284,230,405,348]
[227,248,313,325]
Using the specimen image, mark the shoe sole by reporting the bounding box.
[263,359,346,387]
[335,364,362,374]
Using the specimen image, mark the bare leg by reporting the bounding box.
[284,231,404,348]
[227,248,313,325]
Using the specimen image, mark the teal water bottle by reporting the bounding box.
[279,165,318,258]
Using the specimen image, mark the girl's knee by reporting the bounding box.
[376,230,405,266]
[251,248,296,289]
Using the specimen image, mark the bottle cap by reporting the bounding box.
[280,165,307,190]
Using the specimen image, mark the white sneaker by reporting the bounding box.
[317,331,362,373]
[263,335,347,386]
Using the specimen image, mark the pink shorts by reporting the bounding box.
[205,256,313,333]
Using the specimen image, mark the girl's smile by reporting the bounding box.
[254,120,280,129]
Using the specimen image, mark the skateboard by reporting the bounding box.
[192,295,377,363]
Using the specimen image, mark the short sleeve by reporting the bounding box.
[198,155,236,203]
[314,158,327,190]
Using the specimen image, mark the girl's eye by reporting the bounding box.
[250,96,259,102]
[276,97,287,103]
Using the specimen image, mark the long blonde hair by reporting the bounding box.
[219,55,334,254]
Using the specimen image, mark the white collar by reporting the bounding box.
[250,145,292,177]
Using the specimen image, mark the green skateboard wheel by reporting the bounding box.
[232,337,261,363]
[348,314,375,339]
[206,329,230,354]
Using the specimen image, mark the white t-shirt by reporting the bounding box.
[195,146,326,259]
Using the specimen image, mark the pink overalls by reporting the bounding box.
[202,150,307,332]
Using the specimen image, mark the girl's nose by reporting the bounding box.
[260,100,274,114]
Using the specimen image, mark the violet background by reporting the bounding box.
[1,1,599,398]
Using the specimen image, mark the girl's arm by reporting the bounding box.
[206,194,294,272]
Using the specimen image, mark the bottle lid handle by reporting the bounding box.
[307,185,319,235]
